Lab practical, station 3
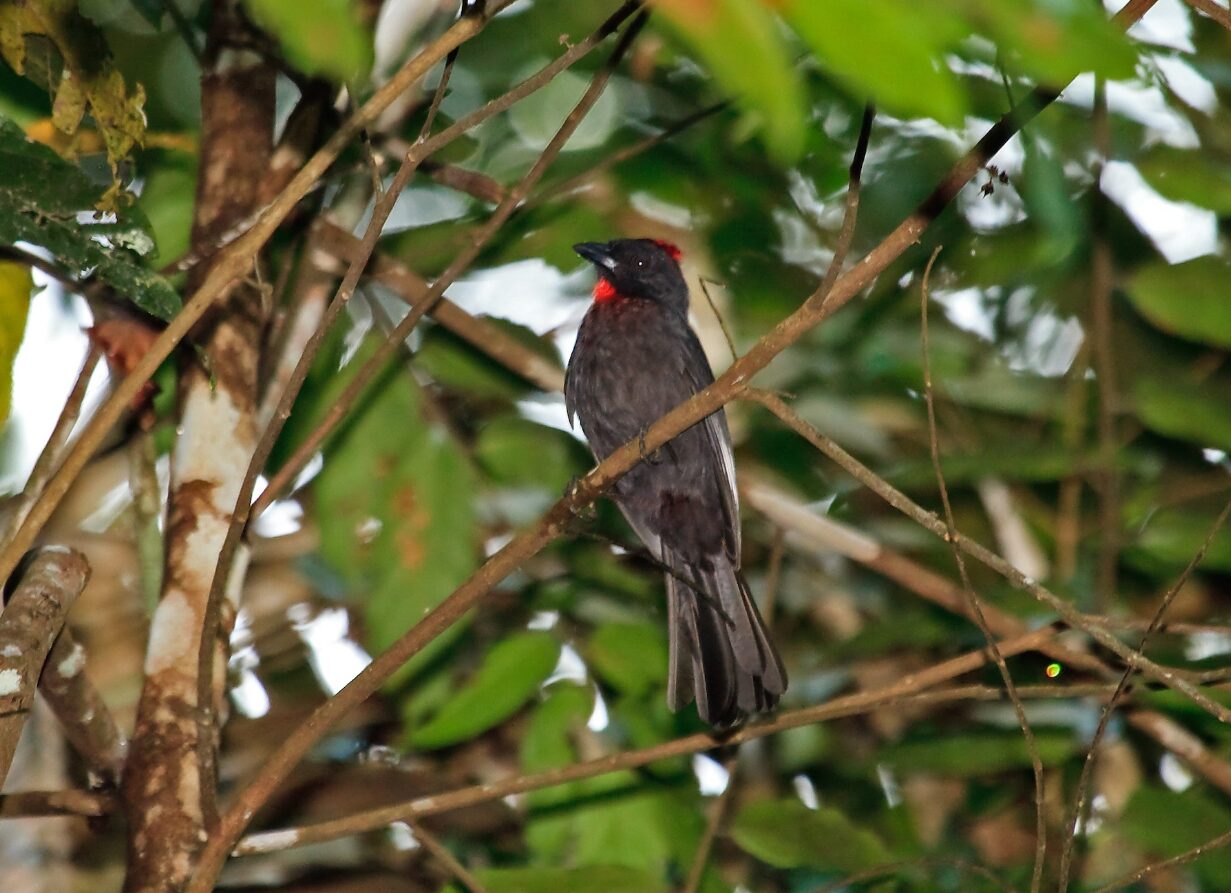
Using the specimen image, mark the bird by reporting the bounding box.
[564,238,786,727]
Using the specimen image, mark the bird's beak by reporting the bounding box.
[574,242,617,272]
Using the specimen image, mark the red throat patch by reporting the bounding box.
[653,239,682,262]
[593,277,619,303]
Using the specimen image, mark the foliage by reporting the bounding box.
[0,115,178,318]
[3,0,1231,890]
[0,0,146,189]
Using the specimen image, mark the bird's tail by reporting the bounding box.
[663,550,786,728]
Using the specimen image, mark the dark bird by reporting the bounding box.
[565,238,787,727]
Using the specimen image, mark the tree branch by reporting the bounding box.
[189,2,1161,882]
[746,389,1231,723]
[250,8,648,520]
[121,9,277,886]
[312,222,565,393]
[0,349,100,551]
[236,668,1109,857]
[0,1,515,588]
[38,629,125,788]
[0,547,91,789]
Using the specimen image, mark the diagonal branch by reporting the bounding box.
[747,389,1231,723]
[38,629,125,788]
[188,2,1161,882]
[250,8,648,520]
[1056,495,1231,892]
[235,659,1108,857]
[0,1,517,588]
[0,348,100,551]
[0,548,91,789]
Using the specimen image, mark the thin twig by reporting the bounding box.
[39,630,126,788]
[0,348,100,550]
[250,10,648,519]
[0,789,117,818]
[235,672,1114,857]
[698,278,738,363]
[1090,75,1119,616]
[1092,824,1231,892]
[682,755,738,893]
[1126,710,1231,797]
[313,223,565,392]
[1183,0,1231,31]
[0,245,81,292]
[529,100,730,208]
[743,477,1107,676]
[809,857,1018,893]
[1059,73,1117,890]
[0,3,514,588]
[746,389,1231,723]
[193,6,1158,877]
[920,248,1046,893]
[406,817,490,893]
[1056,496,1231,892]
[817,103,874,306]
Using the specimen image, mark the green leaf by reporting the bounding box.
[783,0,966,125]
[475,415,586,493]
[508,64,621,152]
[415,321,556,400]
[1134,376,1231,452]
[1126,256,1231,349]
[443,866,668,893]
[408,632,560,749]
[587,622,668,696]
[880,730,1078,776]
[135,153,197,266]
[1137,145,1231,213]
[653,0,807,165]
[730,798,892,872]
[314,346,478,681]
[1121,787,1231,888]
[521,684,703,870]
[1020,137,1080,261]
[973,0,1137,85]
[1127,509,1231,574]
[0,261,32,428]
[522,683,593,778]
[0,116,180,319]
[242,0,371,83]
[127,0,164,27]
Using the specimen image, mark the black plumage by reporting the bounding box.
[565,238,786,727]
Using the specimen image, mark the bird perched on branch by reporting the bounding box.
[565,238,786,727]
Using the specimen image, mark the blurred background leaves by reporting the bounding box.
[3,0,1231,891]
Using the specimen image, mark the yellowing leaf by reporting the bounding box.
[0,0,146,198]
[0,261,33,427]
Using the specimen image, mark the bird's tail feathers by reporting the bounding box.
[664,549,786,727]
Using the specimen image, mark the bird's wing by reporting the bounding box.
[677,326,741,561]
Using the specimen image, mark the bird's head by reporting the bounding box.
[574,238,688,312]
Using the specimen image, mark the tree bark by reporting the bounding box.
[121,2,275,888]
